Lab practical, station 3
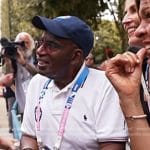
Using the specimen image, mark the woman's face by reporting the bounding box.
[122,0,143,46]
[134,0,150,56]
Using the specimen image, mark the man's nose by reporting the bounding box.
[36,45,47,55]
[134,22,146,38]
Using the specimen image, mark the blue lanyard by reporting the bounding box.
[35,66,89,149]
[65,66,89,108]
[145,64,149,83]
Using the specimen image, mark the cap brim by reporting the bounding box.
[32,16,69,38]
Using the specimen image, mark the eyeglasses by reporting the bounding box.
[36,40,63,50]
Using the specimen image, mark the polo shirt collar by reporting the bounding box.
[48,63,86,92]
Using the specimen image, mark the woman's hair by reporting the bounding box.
[135,0,140,10]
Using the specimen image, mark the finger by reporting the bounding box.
[105,54,129,78]
[10,140,20,150]
[110,53,129,63]
[124,51,140,63]
[6,73,13,78]
[123,51,141,72]
[136,48,147,65]
[106,53,133,70]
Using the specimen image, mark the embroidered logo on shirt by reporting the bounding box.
[83,115,87,121]
[35,105,42,122]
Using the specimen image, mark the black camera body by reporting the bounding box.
[0,37,25,59]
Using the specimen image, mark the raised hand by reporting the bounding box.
[0,137,18,150]
[105,48,146,100]
[0,73,14,86]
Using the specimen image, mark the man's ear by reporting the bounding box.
[71,48,84,65]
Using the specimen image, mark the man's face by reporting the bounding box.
[36,32,79,80]
[134,0,150,55]
[17,35,31,50]
[16,34,33,57]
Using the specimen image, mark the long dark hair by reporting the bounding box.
[135,0,140,10]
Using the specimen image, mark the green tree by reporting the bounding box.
[9,0,42,38]
[7,0,128,56]
[9,0,109,38]
[93,20,122,64]
[106,0,128,51]
[1,0,10,38]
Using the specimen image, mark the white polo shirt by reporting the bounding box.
[21,64,128,150]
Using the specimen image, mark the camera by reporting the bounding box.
[0,37,25,60]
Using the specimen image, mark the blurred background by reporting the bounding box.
[0,0,128,65]
[0,2,131,149]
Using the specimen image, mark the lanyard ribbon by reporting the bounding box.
[142,64,150,111]
[35,66,89,150]
[35,79,51,131]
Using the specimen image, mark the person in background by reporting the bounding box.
[98,0,142,72]
[3,85,15,133]
[85,52,95,66]
[98,60,108,71]
[0,72,15,133]
[105,0,150,149]
[122,0,143,47]
[20,15,128,149]
[85,52,96,67]
[98,48,114,71]
[14,32,38,119]
[0,75,18,149]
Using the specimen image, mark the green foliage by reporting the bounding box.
[9,0,42,38]
[93,20,122,64]
[9,0,110,38]
[106,0,128,50]
[1,0,10,38]
[5,0,128,60]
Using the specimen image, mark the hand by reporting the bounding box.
[0,137,18,150]
[17,49,26,66]
[0,73,14,86]
[105,48,146,100]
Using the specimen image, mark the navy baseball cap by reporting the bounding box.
[32,15,94,57]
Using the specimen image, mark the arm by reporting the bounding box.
[105,48,150,150]
[22,62,38,76]
[0,136,17,149]
[17,49,38,76]
[121,97,150,150]
[0,73,14,86]
[99,142,125,150]
[20,134,38,150]
[10,83,16,93]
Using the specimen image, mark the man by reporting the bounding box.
[21,15,128,150]
[14,32,38,116]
